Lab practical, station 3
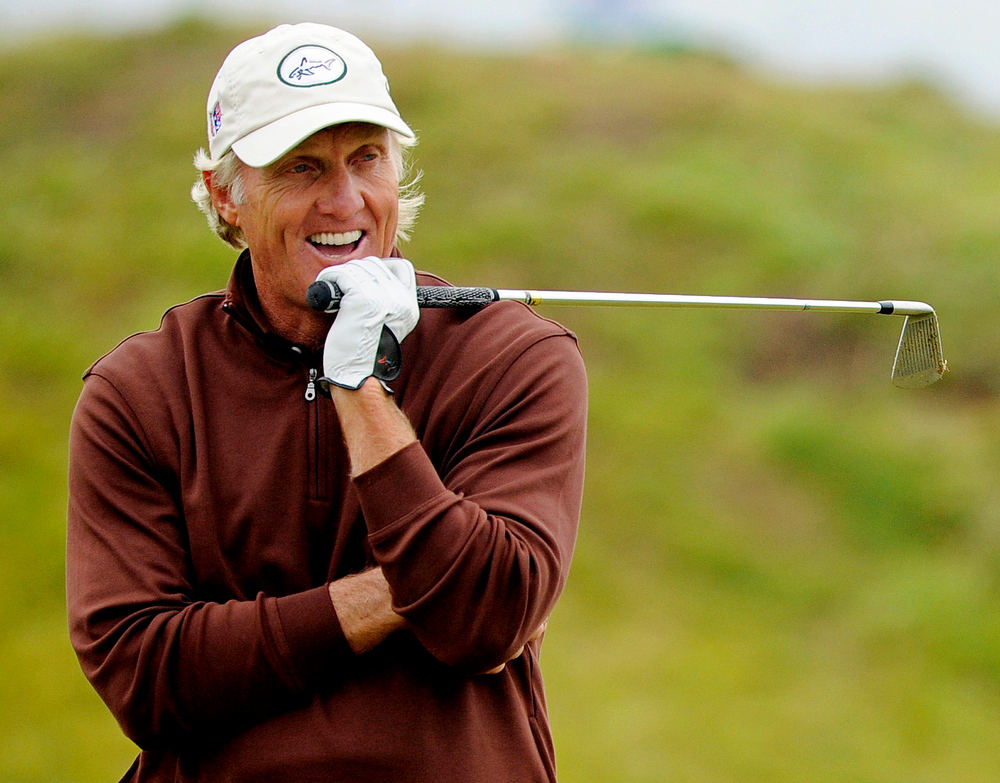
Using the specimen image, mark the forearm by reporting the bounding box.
[358,445,569,671]
[330,378,417,476]
[324,382,414,655]
[68,576,348,747]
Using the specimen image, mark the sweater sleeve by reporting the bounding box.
[355,332,588,673]
[66,374,353,750]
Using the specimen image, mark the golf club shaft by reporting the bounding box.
[493,289,935,315]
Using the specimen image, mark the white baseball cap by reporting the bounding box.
[206,23,414,167]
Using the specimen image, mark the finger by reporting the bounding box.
[381,256,416,290]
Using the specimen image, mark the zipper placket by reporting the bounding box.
[303,364,328,500]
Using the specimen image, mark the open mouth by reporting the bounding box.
[308,229,363,256]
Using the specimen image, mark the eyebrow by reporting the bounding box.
[263,126,391,176]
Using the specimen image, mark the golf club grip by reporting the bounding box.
[306,281,499,313]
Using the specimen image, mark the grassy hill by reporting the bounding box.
[3,19,1000,782]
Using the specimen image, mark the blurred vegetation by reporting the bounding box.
[3,17,1000,782]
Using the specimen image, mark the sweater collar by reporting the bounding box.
[221,247,406,364]
[222,250,318,365]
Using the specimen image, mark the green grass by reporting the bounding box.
[3,18,1000,782]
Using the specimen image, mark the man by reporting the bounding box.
[67,22,587,783]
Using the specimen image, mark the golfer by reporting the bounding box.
[67,22,587,782]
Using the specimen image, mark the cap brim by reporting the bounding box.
[231,103,414,167]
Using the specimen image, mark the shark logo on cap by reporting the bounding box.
[278,45,348,87]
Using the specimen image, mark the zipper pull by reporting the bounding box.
[305,368,318,402]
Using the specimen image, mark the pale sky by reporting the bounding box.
[4,0,1000,118]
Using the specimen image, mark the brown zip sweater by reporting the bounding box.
[67,252,587,782]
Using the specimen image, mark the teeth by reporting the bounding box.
[310,230,362,246]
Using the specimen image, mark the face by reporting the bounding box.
[210,122,400,337]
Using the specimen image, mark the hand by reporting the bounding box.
[317,257,419,390]
[484,620,548,675]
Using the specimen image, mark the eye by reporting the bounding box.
[354,146,383,165]
[277,157,321,176]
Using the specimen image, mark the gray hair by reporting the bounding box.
[191,130,424,250]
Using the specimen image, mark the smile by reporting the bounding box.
[309,230,363,250]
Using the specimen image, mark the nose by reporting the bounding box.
[315,164,365,218]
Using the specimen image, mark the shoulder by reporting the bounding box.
[74,291,229,462]
[85,292,226,386]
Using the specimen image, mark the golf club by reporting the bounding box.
[305,281,947,388]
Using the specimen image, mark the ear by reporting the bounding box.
[203,170,242,227]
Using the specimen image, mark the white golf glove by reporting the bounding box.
[316,256,420,390]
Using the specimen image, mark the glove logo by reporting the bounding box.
[277,45,348,88]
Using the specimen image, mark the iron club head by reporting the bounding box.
[891,312,947,388]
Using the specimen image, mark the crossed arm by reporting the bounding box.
[328,380,542,669]
[326,380,413,654]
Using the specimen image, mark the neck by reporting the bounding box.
[258,288,331,352]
